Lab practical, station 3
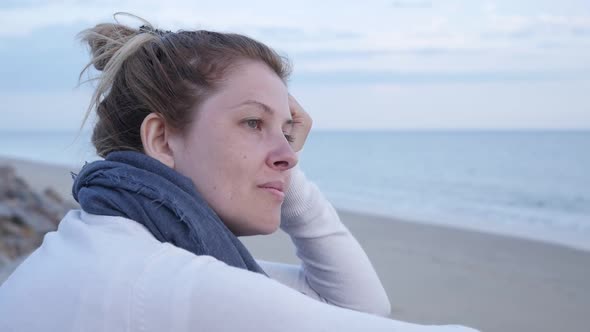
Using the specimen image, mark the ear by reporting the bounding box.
[140,113,175,168]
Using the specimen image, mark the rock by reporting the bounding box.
[10,205,56,234]
[0,253,11,268]
[0,203,12,219]
[43,187,64,204]
[0,164,72,281]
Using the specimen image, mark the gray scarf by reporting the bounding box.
[72,150,267,276]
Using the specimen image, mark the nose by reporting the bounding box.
[266,134,298,171]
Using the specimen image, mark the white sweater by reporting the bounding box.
[0,167,478,331]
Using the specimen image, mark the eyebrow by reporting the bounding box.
[235,100,294,126]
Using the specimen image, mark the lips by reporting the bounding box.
[257,181,285,200]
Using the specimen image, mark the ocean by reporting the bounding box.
[1,130,589,251]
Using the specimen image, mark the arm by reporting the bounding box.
[136,251,479,332]
[259,165,391,317]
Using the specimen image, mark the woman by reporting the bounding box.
[0,15,478,331]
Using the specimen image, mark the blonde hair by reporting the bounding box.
[78,14,291,157]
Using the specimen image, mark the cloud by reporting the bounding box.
[572,27,590,36]
[2,1,588,60]
[1,1,589,131]
[390,0,432,9]
[0,2,110,37]
[0,24,88,92]
[0,0,373,38]
[291,69,590,86]
[293,50,395,61]
[291,47,484,63]
[291,79,590,130]
[0,89,92,131]
[483,12,590,40]
[0,0,44,9]
[2,1,590,89]
[228,26,363,49]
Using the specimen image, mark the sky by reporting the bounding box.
[0,0,589,130]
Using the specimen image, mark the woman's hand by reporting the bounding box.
[288,94,312,152]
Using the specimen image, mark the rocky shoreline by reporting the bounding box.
[0,165,77,283]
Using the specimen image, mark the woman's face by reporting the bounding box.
[170,60,297,236]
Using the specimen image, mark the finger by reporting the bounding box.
[287,94,313,152]
[289,95,311,125]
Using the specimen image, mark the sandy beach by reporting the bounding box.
[1,156,589,332]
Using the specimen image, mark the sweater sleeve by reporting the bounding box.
[258,165,391,317]
[136,250,479,332]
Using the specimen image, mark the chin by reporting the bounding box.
[237,216,280,237]
[221,206,282,236]
[257,221,280,235]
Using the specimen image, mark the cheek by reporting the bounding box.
[181,120,265,204]
[200,136,254,197]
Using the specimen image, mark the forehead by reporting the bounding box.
[209,61,289,112]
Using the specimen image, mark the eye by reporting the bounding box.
[245,119,262,130]
[284,133,295,143]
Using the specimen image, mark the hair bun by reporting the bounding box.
[79,23,138,71]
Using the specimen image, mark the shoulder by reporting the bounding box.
[0,209,225,331]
